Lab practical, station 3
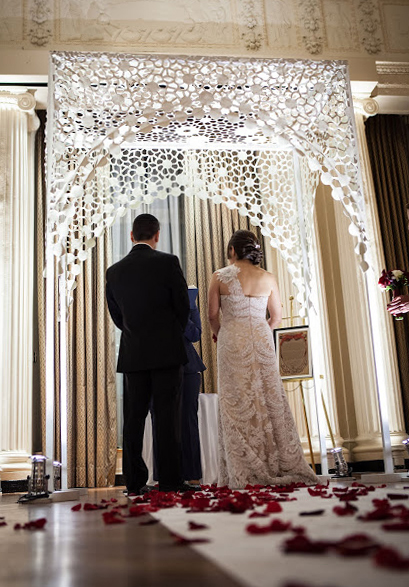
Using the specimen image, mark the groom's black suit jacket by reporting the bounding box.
[106,244,190,372]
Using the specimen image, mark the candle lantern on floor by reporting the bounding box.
[402,439,409,476]
[330,447,351,478]
[18,455,50,503]
[53,461,62,491]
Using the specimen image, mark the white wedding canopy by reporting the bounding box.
[46,52,379,490]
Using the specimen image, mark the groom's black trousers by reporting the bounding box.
[123,366,183,491]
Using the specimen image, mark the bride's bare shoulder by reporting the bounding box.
[257,266,276,280]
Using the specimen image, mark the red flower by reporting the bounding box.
[378,269,392,289]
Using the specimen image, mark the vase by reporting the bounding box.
[392,288,404,321]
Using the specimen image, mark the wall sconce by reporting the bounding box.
[329,447,351,478]
[18,455,50,503]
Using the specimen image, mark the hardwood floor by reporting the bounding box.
[0,488,240,587]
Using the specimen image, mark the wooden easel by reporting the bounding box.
[282,297,336,473]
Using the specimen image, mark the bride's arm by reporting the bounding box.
[208,272,221,337]
[267,275,282,330]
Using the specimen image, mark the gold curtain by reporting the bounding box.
[67,230,117,488]
[185,192,263,394]
[365,114,409,431]
[35,112,117,486]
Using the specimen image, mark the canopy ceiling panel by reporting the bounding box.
[47,52,367,310]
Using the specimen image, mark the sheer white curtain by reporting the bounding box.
[0,98,38,478]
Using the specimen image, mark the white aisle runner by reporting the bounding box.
[150,484,409,587]
[142,393,219,485]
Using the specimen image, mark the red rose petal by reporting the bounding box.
[188,521,209,530]
[246,519,292,535]
[373,546,409,570]
[264,502,283,514]
[139,519,160,526]
[171,532,210,545]
[71,503,82,512]
[299,510,325,517]
[283,534,330,554]
[102,511,125,525]
[333,503,358,516]
[14,518,47,531]
[333,533,379,557]
[382,522,409,531]
[248,512,269,518]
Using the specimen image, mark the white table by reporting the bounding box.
[142,393,219,485]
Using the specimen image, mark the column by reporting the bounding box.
[352,98,407,463]
[0,90,39,481]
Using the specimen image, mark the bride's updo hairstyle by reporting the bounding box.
[227,230,263,265]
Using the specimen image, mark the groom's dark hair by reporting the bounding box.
[132,214,160,241]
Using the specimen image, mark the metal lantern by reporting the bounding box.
[53,461,62,491]
[330,447,351,478]
[18,455,50,503]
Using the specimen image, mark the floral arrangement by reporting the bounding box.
[378,269,409,291]
[379,269,409,320]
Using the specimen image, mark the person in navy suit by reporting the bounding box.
[106,214,190,494]
[181,287,206,486]
[152,287,206,487]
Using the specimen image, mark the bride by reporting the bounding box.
[208,230,318,488]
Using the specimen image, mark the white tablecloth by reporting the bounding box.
[142,393,219,485]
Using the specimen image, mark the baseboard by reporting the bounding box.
[4,461,408,493]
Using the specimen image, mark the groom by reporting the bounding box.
[106,213,190,493]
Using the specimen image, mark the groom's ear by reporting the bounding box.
[154,230,160,243]
[130,230,136,243]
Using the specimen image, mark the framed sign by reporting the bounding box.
[274,326,312,380]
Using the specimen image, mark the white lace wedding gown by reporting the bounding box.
[216,265,318,488]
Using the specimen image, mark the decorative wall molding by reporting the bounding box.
[28,0,52,47]
[238,0,265,51]
[55,0,238,49]
[380,0,409,53]
[353,96,380,117]
[297,0,325,55]
[1,0,408,65]
[357,0,383,54]
[375,60,409,96]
